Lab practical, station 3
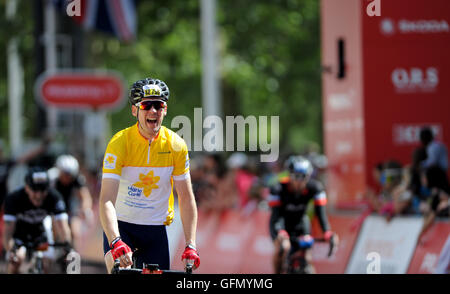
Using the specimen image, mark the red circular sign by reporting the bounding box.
[36,72,125,109]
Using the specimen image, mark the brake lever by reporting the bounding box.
[327,235,336,258]
[185,263,193,274]
[111,259,121,274]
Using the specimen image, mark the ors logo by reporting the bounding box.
[133,170,160,197]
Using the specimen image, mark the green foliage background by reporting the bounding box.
[0,0,322,155]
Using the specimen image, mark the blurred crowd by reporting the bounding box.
[0,139,102,212]
[0,125,448,271]
[364,127,449,241]
[188,126,450,247]
[188,145,328,217]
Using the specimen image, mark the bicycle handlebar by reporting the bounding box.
[288,234,337,258]
[111,259,193,275]
[313,235,336,257]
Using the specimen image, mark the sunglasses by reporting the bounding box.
[290,173,307,180]
[30,185,49,192]
[136,100,166,111]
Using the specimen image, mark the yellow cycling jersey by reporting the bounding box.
[102,123,190,226]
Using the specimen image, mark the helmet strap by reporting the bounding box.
[136,107,142,129]
[136,108,148,136]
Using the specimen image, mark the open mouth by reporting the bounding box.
[146,118,158,126]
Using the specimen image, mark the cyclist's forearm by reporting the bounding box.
[179,194,198,247]
[3,221,15,251]
[175,178,198,247]
[79,186,93,211]
[315,205,330,232]
[54,219,72,243]
[269,208,284,240]
[100,200,121,244]
[99,178,121,244]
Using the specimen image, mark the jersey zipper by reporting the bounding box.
[147,140,151,164]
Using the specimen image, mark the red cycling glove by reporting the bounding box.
[181,245,200,269]
[110,237,132,260]
[278,229,290,240]
[324,231,334,242]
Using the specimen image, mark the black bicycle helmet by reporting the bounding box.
[129,78,170,105]
[285,155,314,176]
[25,167,50,191]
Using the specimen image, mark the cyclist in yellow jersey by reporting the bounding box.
[99,78,200,273]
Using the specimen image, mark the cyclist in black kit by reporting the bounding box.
[49,154,94,248]
[268,156,337,274]
[2,167,72,274]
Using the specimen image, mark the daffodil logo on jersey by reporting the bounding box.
[131,170,160,197]
[104,153,117,170]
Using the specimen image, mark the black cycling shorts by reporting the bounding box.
[103,220,170,270]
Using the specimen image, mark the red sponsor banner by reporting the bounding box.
[170,209,449,274]
[364,0,450,44]
[322,0,450,206]
[362,0,450,189]
[171,210,360,274]
[171,210,222,273]
[171,210,274,274]
[35,71,125,110]
[238,211,275,274]
[407,221,450,274]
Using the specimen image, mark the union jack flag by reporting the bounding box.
[54,0,137,43]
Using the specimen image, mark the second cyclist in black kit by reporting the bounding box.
[268,156,338,274]
[2,167,72,273]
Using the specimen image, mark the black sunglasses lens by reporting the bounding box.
[140,101,164,110]
[32,185,48,192]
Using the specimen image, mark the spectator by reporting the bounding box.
[417,166,450,243]
[190,153,234,213]
[401,146,429,215]
[261,160,284,188]
[391,167,414,216]
[378,161,405,220]
[189,155,206,205]
[419,127,448,172]
[225,152,257,210]
[410,147,428,196]
[367,162,384,199]
[366,160,403,218]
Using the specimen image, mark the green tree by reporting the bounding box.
[0,0,323,156]
[218,0,322,153]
